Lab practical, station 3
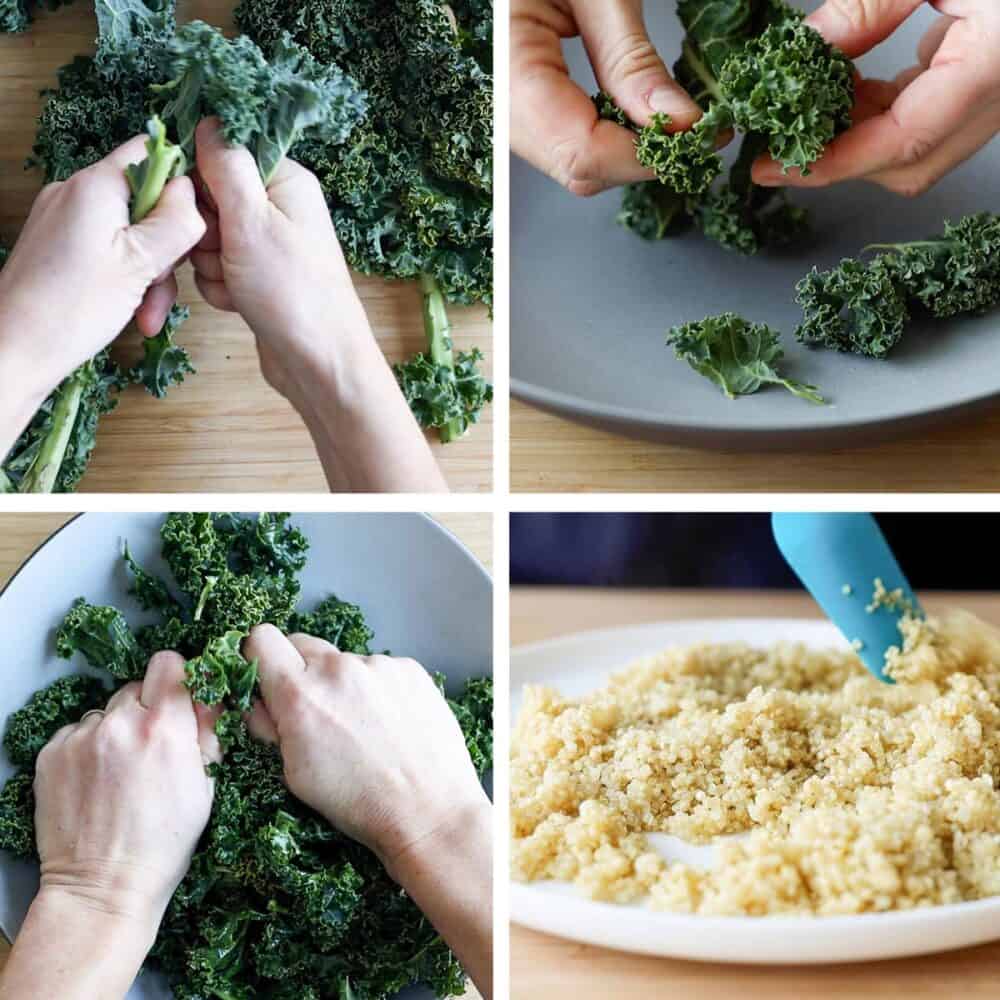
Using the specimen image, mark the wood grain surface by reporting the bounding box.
[0,3,492,493]
[511,399,1000,493]
[0,511,490,1000]
[510,586,1000,999]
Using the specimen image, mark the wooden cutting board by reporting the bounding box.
[0,2,492,493]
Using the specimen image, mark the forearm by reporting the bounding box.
[0,887,157,1000]
[284,332,449,494]
[0,340,48,465]
[387,799,493,999]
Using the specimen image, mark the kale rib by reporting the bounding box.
[421,273,461,442]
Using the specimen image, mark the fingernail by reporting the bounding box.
[648,87,696,124]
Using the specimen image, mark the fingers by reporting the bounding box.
[264,157,332,228]
[246,699,279,744]
[805,0,926,58]
[195,117,267,223]
[104,681,143,714]
[124,175,206,281]
[193,271,236,312]
[140,651,198,736]
[135,272,179,337]
[753,57,990,188]
[287,633,338,660]
[83,134,154,204]
[918,15,956,68]
[194,702,223,765]
[574,0,701,129]
[243,624,307,721]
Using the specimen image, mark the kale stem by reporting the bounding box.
[863,240,943,255]
[679,39,725,105]
[18,368,86,493]
[419,273,462,442]
[129,117,186,224]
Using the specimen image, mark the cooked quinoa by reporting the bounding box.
[510,611,1000,915]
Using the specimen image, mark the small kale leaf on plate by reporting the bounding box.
[668,312,825,403]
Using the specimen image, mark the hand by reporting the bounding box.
[511,0,702,196]
[33,652,221,930]
[190,117,382,407]
[753,0,1000,196]
[244,626,488,875]
[190,118,448,494]
[0,137,204,412]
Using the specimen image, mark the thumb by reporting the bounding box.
[125,174,206,279]
[576,2,701,129]
[194,116,268,222]
[806,0,926,59]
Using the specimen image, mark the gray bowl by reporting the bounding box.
[0,512,492,999]
[511,2,1000,448]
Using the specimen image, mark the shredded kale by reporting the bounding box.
[0,513,492,999]
[668,311,824,402]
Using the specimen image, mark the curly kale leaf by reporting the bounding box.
[154,22,365,185]
[669,312,824,402]
[617,181,693,241]
[236,0,493,309]
[795,257,910,359]
[0,773,35,858]
[129,304,193,397]
[55,598,144,680]
[186,630,258,711]
[4,514,492,998]
[0,0,75,33]
[288,596,374,654]
[635,106,731,196]
[868,212,1000,319]
[394,347,492,436]
[1,352,127,494]
[94,0,176,83]
[720,16,854,175]
[3,675,108,767]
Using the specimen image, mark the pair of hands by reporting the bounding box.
[0,119,364,420]
[512,0,1000,198]
[32,631,489,933]
[0,118,447,493]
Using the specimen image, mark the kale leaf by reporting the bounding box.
[796,214,1000,357]
[394,348,493,439]
[0,0,74,34]
[668,311,824,402]
[0,513,492,1000]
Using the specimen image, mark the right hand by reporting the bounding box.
[511,0,702,196]
[190,118,383,410]
[244,625,489,877]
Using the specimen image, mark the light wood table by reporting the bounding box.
[0,512,489,1000]
[511,399,1000,493]
[0,4,491,493]
[511,586,1000,999]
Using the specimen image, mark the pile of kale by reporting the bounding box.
[0,512,494,1000]
[0,0,493,491]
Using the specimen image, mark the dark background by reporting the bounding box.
[510,514,998,590]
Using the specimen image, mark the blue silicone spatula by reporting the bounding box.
[771,513,923,682]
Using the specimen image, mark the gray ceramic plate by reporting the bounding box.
[0,512,492,1000]
[511,2,1000,449]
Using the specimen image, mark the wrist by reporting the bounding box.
[0,340,52,455]
[33,880,162,950]
[381,792,492,888]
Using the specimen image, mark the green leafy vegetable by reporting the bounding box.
[668,312,824,402]
[2,675,107,767]
[0,0,74,33]
[0,513,493,1000]
[796,213,1000,358]
[235,0,494,439]
[603,0,853,256]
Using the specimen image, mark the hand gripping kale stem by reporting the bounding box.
[420,273,463,442]
[127,116,186,223]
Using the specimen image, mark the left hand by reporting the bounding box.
[33,652,221,931]
[0,136,205,410]
[752,0,1000,197]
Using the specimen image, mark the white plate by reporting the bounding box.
[0,512,492,999]
[510,618,1000,964]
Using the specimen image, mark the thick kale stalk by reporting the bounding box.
[796,213,1000,358]
[0,513,493,1000]
[394,274,493,441]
